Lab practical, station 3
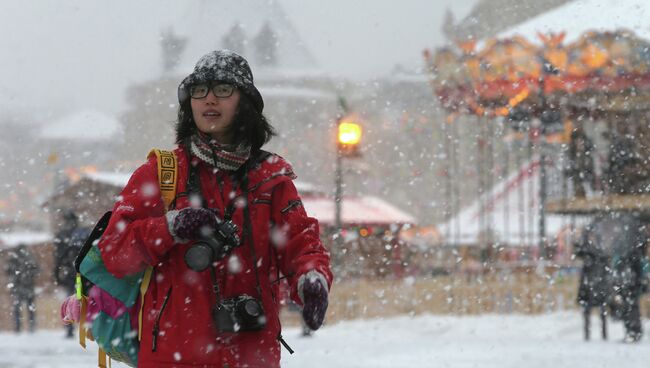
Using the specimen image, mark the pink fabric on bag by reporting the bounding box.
[60,286,134,327]
[87,285,140,331]
[87,285,128,321]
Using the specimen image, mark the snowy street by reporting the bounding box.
[1,312,649,368]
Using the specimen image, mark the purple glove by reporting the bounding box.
[299,271,329,331]
[167,207,219,241]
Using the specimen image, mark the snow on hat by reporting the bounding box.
[178,50,264,113]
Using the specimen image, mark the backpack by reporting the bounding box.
[73,149,178,368]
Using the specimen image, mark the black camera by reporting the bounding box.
[213,295,267,333]
[184,219,241,272]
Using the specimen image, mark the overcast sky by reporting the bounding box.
[0,0,476,121]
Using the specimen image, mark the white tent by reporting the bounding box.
[301,195,416,227]
[439,158,585,247]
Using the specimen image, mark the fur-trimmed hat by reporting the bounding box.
[177,50,264,113]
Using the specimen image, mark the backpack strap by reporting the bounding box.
[79,295,88,348]
[148,149,178,211]
[98,348,111,368]
[138,149,178,341]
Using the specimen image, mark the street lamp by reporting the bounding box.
[338,119,363,157]
[334,108,362,274]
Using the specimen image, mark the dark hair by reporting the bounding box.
[175,93,276,150]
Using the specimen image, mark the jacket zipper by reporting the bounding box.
[280,199,302,214]
[253,198,272,205]
[152,286,172,352]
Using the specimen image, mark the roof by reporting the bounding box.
[39,110,121,141]
[439,158,588,247]
[84,172,131,188]
[0,231,52,250]
[175,1,318,73]
[302,195,416,227]
[447,0,573,41]
[499,0,650,44]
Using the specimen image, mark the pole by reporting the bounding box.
[538,75,547,261]
[539,140,547,259]
[334,141,343,271]
[334,96,349,275]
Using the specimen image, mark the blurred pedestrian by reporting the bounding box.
[575,224,609,340]
[5,244,40,333]
[53,209,82,338]
[566,126,595,197]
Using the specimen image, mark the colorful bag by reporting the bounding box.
[74,149,177,368]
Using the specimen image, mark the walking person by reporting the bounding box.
[54,210,85,338]
[575,224,610,341]
[65,50,332,367]
[5,244,40,333]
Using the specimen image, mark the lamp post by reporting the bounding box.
[334,98,362,273]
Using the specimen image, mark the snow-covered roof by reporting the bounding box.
[39,110,121,141]
[0,231,52,250]
[439,159,588,247]
[302,195,416,227]
[499,0,650,44]
[83,171,131,188]
[175,1,319,73]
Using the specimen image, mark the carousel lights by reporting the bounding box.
[427,29,650,115]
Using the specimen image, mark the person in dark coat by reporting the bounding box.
[566,127,595,197]
[59,227,90,337]
[53,209,82,338]
[607,213,647,342]
[5,244,40,333]
[581,213,648,343]
[575,224,610,341]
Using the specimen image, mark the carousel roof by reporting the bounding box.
[427,3,650,115]
[499,0,650,44]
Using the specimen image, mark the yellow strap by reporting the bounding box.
[98,348,107,368]
[148,148,178,211]
[138,266,154,341]
[79,296,87,349]
[137,149,177,340]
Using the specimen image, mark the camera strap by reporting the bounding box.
[240,161,265,301]
[184,148,266,304]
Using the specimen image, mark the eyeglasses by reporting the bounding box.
[189,82,236,99]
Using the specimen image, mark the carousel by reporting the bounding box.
[424,29,650,258]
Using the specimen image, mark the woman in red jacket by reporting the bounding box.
[97,50,332,367]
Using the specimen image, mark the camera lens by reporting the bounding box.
[184,242,213,271]
[242,299,262,317]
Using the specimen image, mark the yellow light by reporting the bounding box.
[338,121,362,145]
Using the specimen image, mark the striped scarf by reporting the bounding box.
[190,132,251,171]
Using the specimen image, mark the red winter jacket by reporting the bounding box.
[98,146,332,368]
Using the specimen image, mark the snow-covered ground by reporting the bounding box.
[1,312,649,368]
